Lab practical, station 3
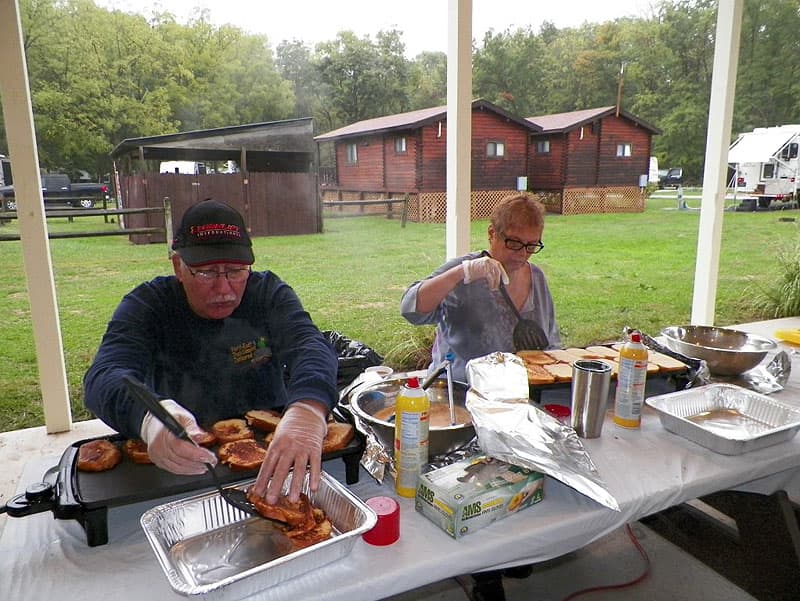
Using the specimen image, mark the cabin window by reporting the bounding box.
[486,141,505,158]
[394,136,407,153]
[762,163,776,179]
[781,142,798,160]
[616,143,632,157]
[536,140,550,154]
[346,143,358,165]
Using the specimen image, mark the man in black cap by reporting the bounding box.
[84,199,337,504]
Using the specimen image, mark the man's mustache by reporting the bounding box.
[209,293,237,303]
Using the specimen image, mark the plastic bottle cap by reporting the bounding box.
[406,376,420,388]
[362,496,400,546]
[543,404,571,423]
[630,331,641,343]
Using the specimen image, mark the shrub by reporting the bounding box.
[384,326,436,371]
[749,232,800,318]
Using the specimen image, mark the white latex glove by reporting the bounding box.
[140,399,218,475]
[252,401,328,504]
[462,256,510,290]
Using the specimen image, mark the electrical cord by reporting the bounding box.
[561,523,651,601]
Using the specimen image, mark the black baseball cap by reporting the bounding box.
[171,199,255,266]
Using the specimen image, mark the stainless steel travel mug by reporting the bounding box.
[570,359,613,438]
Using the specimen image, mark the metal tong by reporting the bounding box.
[121,375,266,519]
[633,329,711,388]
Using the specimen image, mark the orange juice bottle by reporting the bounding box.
[394,377,430,497]
[613,330,649,428]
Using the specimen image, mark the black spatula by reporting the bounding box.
[499,283,549,351]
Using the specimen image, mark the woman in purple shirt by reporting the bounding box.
[401,193,561,384]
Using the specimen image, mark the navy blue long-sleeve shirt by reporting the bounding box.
[83,271,338,439]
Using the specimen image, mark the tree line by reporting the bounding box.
[1,0,798,184]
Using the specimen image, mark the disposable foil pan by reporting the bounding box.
[646,383,800,455]
[140,471,376,598]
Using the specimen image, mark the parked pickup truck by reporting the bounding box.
[658,167,683,189]
[0,173,110,211]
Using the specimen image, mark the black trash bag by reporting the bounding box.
[323,330,385,389]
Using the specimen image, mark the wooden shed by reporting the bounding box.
[110,118,320,243]
[315,99,542,222]
[526,107,661,214]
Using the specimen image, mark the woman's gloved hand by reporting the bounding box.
[462,256,510,290]
[140,399,217,475]
[252,401,328,504]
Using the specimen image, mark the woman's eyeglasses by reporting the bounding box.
[500,233,544,254]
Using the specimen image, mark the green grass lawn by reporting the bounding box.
[1,198,797,432]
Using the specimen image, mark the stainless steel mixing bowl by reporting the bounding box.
[660,325,777,376]
[348,375,475,457]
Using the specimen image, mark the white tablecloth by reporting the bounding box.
[3,318,799,601]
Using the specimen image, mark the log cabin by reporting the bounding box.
[526,106,661,214]
[316,102,661,220]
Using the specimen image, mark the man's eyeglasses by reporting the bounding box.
[186,266,251,284]
[499,233,544,254]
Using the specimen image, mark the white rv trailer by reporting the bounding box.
[727,125,800,206]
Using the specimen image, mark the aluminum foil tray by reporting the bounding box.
[140,471,376,598]
[646,383,800,455]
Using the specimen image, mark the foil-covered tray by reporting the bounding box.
[140,471,376,598]
[646,383,800,455]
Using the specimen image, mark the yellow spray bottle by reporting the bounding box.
[394,376,430,497]
[613,330,649,428]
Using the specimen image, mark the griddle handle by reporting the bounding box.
[3,491,54,517]
[122,375,193,443]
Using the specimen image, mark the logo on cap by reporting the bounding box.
[189,223,244,241]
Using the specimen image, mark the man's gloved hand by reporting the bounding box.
[462,256,510,290]
[252,401,328,504]
[140,399,217,475]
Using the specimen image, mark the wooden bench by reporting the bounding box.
[322,195,408,227]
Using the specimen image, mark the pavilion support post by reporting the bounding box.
[0,0,72,432]
[446,0,472,260]
[691,0,743,324]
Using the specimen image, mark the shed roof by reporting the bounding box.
[727,125,800,164]
[314,99,542,142]
[110,117,314,162]
[527,106,661,135]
